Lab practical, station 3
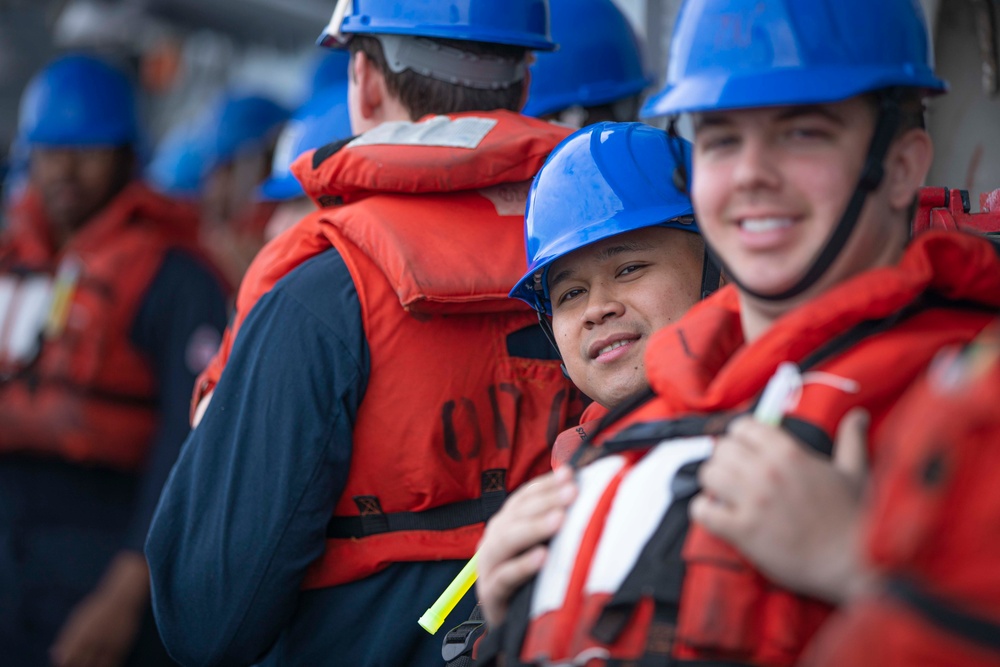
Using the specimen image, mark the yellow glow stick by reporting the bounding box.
[418,552,479,634]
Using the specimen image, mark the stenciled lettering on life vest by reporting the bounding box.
[183,110,579,588]
[551,402,608,468]
[0,182,202,471]
[492,231,1000,667]
[805,323,1000,667]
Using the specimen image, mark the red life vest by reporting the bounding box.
[552,402,608,468]
[0,182,202,471]
[190,110,582,587]
[804,323,1000,667]
[490,231,1000,667]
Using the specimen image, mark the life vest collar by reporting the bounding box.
[291,110,572,206]
[645,231,1000,415]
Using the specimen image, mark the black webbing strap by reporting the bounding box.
[886,577,1000,653]
[325,469,507,539]
[443,604,488,667]
[700,247,723,301]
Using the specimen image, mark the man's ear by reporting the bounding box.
[351,50,385,124]
[885,127,934,211]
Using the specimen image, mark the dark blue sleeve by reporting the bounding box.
[145,248,369,667]
[126,249,228,552]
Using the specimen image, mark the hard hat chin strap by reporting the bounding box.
[377,35,526,90]
[663,121,721,301]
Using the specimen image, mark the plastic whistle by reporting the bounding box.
[754,362,802,425]
[418,552,479,634]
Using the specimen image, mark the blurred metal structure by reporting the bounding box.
[0,0,999,204]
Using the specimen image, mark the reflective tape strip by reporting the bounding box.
[347,116,498,150]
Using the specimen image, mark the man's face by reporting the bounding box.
[550,226,703,408]
[691,97,905,303]
[30,146,130,240]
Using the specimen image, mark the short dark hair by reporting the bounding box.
[349,35,528,120]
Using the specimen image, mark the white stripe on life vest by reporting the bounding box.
[531,455,626,618]
[0,276,17,358]
[346,116,498,150]
[584,436,713,595]
[3,275,53,365]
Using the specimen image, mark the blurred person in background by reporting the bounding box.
[257,81,352,243]
[196,91,289,288]
[521,0,650,128]
[145,1,585,664]
[0,52,228,667]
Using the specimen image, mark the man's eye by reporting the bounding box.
[699,134,738,152]
[618,264,646,277]
[557,288,585,305]
[786,126,831,141]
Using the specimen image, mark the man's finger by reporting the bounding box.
[690,493,742,541]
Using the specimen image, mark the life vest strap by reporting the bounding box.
[325,469,507,538]
[886,577,1000,653]
[442,604,487,667]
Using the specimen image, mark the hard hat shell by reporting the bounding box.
[510,122,697,314]
[318,0,556,51]
[204,93,290,172]
[19,52,139,147]
[309,49,351,94]
[259,83,352,202]
[641,0,947,118]
[146,121,211,199]
[523,0,650,117]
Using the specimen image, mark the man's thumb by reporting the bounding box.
[834,408,870,485]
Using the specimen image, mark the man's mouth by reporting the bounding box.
[589,333,641,360]
[739,217,794,233]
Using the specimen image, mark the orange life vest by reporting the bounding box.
[190,110,581,587]
[0,182,202,471]
[804,323,1000,667]
[488,231,1000,667]
[552,402,608,468]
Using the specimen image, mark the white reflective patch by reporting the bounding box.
[0,276,16,354]
[346,116,498,150]
[4,275,53,365]
[584,436,713,595]
[531,455,626,618]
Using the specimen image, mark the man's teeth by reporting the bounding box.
[599,340,632,355]
[741,217,792,233]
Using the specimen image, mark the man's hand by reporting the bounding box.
[476,466,577,627]
[49,551,150,667]
[690,409,870,603]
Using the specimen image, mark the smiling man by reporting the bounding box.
[472,1,1000,666]
[476,121,716,633]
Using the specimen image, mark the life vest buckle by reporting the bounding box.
[442,617,487,662]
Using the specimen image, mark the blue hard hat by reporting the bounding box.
[318,0,555,51]
[523,0,650,117]
[19,53,139,147]
[259,83,352,202]
[146,121,212,199]
[204,93,290,172]
[642,0,947,118]
[510,122,697,314]
[309,49,351,94]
